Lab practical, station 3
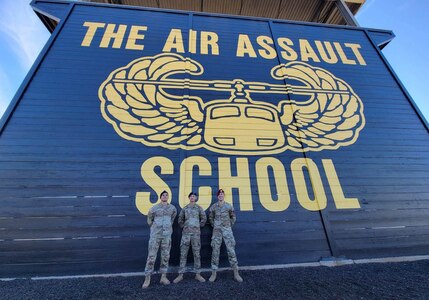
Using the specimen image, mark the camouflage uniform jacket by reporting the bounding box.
[178,203,207,234]
[147,203,177,236]
[209,202,236,229]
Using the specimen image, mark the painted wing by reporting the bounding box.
[272,62,365,151]
[99,54,205,149]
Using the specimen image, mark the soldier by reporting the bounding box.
[173,192,207,283]
[142,190,177,289]
[208,189,243,282]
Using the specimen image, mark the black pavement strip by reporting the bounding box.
[1,261,428,300]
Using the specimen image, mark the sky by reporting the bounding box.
[0,0,428,123]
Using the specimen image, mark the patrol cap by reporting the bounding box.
[217,189,225,196]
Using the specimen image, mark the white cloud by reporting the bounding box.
[0,0,50,119]
[0,0,49,69]
[0,67,13,117]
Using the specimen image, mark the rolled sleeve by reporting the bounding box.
[229,206,236,226]
[199,206,207,227]
[178,209,185,228]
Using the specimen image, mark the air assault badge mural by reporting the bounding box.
[99,53,365,155]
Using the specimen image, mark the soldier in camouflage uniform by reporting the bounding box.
[173,192,207,283]
[208,189,243,282]
[142,190,177,289]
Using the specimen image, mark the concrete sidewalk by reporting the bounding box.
[1,260,428,299]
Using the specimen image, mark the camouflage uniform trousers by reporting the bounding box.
[211,227,238,269]
[179,232,202,273]
[144,234,171,275]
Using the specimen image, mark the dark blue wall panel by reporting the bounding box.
[0,1,428,277]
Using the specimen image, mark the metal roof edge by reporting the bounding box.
[30,0,391,35]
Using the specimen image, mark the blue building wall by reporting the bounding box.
[0,1,428,277]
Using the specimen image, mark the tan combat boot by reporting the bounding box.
[160,273,170,285]
[173,274,183,284]
[209,270,217,282]
[195,273,205,282]
[233,267,243,282]
[141,275,151,289]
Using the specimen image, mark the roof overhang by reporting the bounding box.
[89,0,365,26]
[30,0,394,49]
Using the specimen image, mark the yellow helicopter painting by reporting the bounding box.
[99,53,365,155]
